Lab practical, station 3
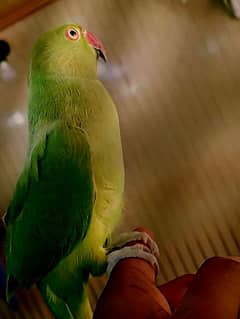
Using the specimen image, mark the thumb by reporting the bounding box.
[172,257,240,319]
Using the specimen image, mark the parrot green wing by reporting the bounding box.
[6,120,95,288]
[5,169,29,226]
[5,134,46,226]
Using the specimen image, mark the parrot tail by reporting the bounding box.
[40,280,92,319]
[68,283,92,319]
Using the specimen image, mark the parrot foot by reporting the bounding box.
[106,230,160,277]
[224,0,240,18]
[108,230,159,258]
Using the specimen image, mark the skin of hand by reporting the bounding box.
[158,274,195,312]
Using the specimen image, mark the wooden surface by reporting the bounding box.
[0,0,57,30]
[1,0,240,317]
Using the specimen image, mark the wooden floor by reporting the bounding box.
[1,0,240,317]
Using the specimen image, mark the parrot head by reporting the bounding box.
[30,24,107,80]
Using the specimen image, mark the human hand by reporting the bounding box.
[94,227,240,319]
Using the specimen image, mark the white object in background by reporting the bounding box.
[224,0,240,18]
[6,111,26,128]
[230,0,240,18]
[97,62,126,81]
[0,61,16,82]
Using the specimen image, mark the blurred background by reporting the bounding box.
[1,0,240,316]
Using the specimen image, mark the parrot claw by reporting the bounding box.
[107,244,159,277]
[108,231,159,260]
[106,230,160,277]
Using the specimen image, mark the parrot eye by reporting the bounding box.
[65,27,80,41]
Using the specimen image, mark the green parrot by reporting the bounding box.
[5,24,124,319]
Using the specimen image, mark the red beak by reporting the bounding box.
[84,30,107,62]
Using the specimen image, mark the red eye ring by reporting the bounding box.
[65,27,80,41]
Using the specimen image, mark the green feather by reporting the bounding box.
[6,121,94,285]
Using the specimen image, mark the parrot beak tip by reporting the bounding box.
[84,30,108,62]
[96,49,108,63]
